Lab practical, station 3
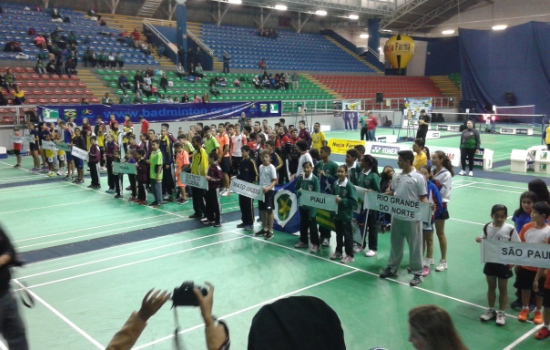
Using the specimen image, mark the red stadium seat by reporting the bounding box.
[38,98,48,104]
[60,98,70,103]
[49,98,59,104]
[70,98,79,103]
[26,98,37,104]
[47,82,56,87]
[14,67,24,73]
[25,67,34,73]
[60,75,70,80]
[57,82,67,87]
[54,90,64,95]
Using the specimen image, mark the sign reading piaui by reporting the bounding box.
[364,192,431,222]
[482,240,550,269]
[299,190,338,213]
[113,162,137,175]
[181,172,208,190]
[230,178,265,201]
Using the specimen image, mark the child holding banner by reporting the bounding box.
[314,146,339,247]
[88,136,101,189]
[113,150,124,198]
[174,142,189,205]
[353,155,381,257]
[256,151,278,240]
[295,161,321,253]
[419,165,443,277]
[515,201,550,325]
[331,165,358,264]
[104,134,119,193]
[135,149,149,205]
[204,151,223,227]
[43,133,56,177]
[72,128,86,184]
[149,140,163,207]
[476,204,519,326]
[12,127,22,168]
[236,145,258,231]
[189,136,208,219]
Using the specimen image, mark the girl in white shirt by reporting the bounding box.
[476,204,519,326]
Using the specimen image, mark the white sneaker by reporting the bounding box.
[468,171,473,177]
[365,250,377,257]
[423,258,434,266]
[435,259,447,272]
[480,309,496,322]
[496,311,506,326]
[221,189,230,196]
[459,170,465,176]
[291,231,300,236]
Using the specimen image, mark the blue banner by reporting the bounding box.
[273,178,301,234]
[37,101,282,125]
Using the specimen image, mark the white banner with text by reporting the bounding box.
[299,190,338,213]
[181,172,209,190]
[364,192,430,222]
[230,178,265,201]
[482,240,550,269]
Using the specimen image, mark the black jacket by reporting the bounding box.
[0,226,16,296]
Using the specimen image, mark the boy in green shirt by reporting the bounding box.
[203,126,220,156]
[295,161,321,253]
[149,139,163,206]
[314,146,339,247]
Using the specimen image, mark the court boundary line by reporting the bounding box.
[133,270,359,349]
[0,198,113,215]
[237,233,529,323]
[18,232,229,280]
[0,182,70,193]
[502,325,543,350]
[17,216,186,250]
[15,235,246,291]
[12,280,104,349]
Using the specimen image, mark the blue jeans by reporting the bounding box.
[0,291,29,350]
[367,129,376,141]
[151,179,162,203]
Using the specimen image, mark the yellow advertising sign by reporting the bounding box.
[328,139,367,155]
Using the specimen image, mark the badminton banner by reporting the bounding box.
[37,101,282,125]
[482,240,550,268]
[230,178,265,201]
[364,192,431,222]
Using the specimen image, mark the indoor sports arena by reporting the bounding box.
[0,0,549,349]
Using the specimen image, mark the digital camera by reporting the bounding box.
[172,281,207,307]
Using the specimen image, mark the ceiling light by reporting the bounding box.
[274,4,287,10]
[227,0,242,4]
[492,24,507,30]
[349,14,359,20]
[315,10,327,16]
[441,29,455,35]
[381,29,392,32]
[360,33,369,39]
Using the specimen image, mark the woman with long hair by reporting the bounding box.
[408,305,468,350]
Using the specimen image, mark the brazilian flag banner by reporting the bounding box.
[317,175,336,231]
[273,179,300,233]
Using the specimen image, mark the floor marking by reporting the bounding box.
[18,216,184,250]
[463,185,523,194]
[0,198,111,215]
[12,280,104,349]
[469,182,527,190]
[16,235,245,290]
[18,232,229,280]
[14,214,172,243]
[239,234,519,315]
[448,217,485,226]
[452,182,476,189]
[502,325,543,350]
[0,182,70,192]
[133,270,358,349]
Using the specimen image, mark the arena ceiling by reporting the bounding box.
[209,0,487,34]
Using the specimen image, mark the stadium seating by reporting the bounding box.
[314,75,443,99]
[201,23,375,72]
[97,69,335,113]
[0,3,159,65]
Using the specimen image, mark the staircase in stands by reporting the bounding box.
[430,75,462,105]
[186,22,223,71]
[302,74,341,100]
[323,36,383,74]
[100,13,173,68]
[137,0,164,17]
[78,69,107,100]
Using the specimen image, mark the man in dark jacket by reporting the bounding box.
[0,225,29,350]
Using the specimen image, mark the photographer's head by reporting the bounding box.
[248,296,345,350]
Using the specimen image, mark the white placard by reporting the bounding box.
[114,162,137,175]
[10,135,23,144]
[230,178,265,201]
[364,191,431,222]
[299,190,338,213]
[41,140,56,151]
[181,172,208,190]
[482,239,550,269]
[71,146,89,161]
[24,135,35,144]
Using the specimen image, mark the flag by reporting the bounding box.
[316,175,336,231]
[273,179,300,233]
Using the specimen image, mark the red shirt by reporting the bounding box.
[141,119,150,134]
